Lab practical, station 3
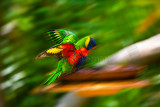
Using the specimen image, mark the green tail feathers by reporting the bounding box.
[44,71,61,85]
[44,58,71,85]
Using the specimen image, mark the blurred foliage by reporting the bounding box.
[0,0,160,107]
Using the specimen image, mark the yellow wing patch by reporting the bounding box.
[46,47,63,54]
[85,37,90,47]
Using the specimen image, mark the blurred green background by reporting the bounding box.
[0,0,160,107]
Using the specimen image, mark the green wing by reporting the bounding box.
[75,36,90,49]
[47,29,78,44]
[36,29,78,59]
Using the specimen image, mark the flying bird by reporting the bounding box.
[36,29,96,85]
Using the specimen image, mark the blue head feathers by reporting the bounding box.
[87,38,96,50]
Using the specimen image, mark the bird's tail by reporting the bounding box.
[44,71,61,85]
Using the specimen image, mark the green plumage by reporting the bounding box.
[47,29,78,44]
[37,29,94,85]
[44,58,72,85]
[75,36,89,49]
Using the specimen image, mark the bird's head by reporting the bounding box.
[85,37,96,50]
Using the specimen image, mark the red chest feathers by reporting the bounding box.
[61,43,75,58]
[61,43,88,65]
[68,47,88,65]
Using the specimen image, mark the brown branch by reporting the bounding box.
[31,65,149,97]
[59,65,144,82]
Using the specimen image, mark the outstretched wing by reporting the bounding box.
[36,29,78,60]
[35,44,63,60]
[47,29,77,44]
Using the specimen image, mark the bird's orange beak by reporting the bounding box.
[89,46,96,53]
[92,46,96,50]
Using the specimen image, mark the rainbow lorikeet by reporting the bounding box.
[36,29,96,85]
